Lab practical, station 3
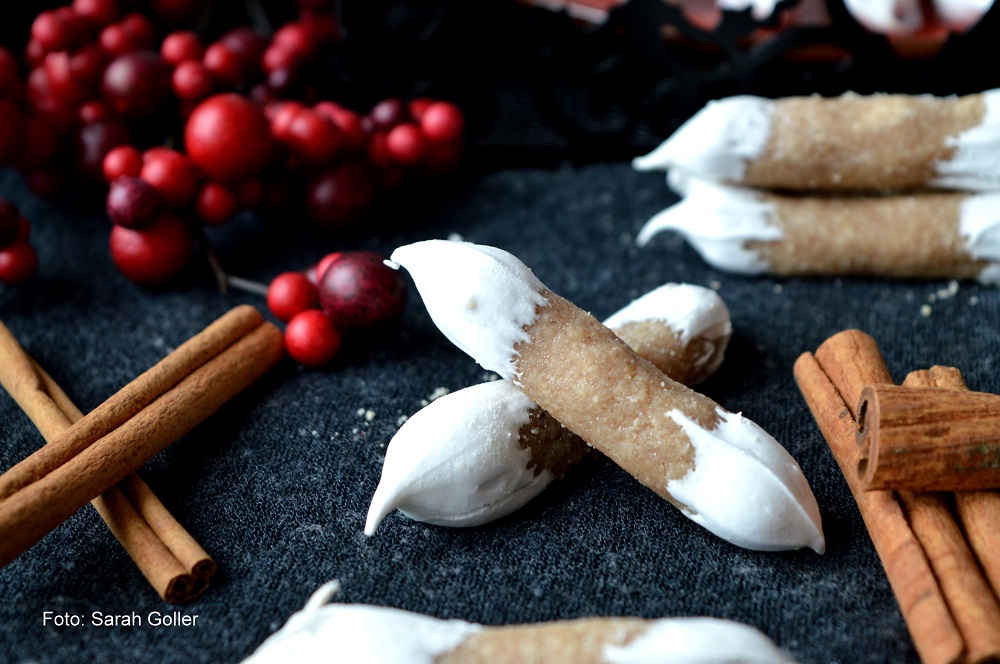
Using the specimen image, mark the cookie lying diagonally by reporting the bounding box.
[388,240,825,553]
[365,283,733,533]
[243,581,799,664]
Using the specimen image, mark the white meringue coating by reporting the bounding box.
[244,583,798,664]
[365,381,546,534]
[636,180,781,274]
[666,409,826,553]
[842,0,923,33]
[958,191,1000,285]
[389,240,547,380]
[933,89,1000,192]
[632,96,772,183]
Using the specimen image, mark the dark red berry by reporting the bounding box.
[267,271,319,322]
[314,251,343,283]
[314,102,366,153]
[0,199,20,247]
[185,94,273,183]
[32,10,80,53]
[74,118,132,182]
[368,98,407,129]
[318,251,407,332]
[305,161,376,230]
[141,147,200,208]
[0,243,39,285]
[103,144,142,181]
[78,100,110,123]
[0,47,20,101]
[101,51,169,118]
[284,309,341,366]
[172,60,214,100]
[14,115,59,172]
[109,213,193,285]
[72,0,120,27]
[107,176,162,228]
[119,12,156,49]
[285,110,342,165]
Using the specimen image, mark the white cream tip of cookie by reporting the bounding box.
[631,96,772,182]
[603,617,797,664]
[843,0,922,33]
[243,596,482,664]
[933,88,1000,192]
[934,0,993,28]
[603,283,732,347]
[636,181,782,275]
[958,192,1000,286]
[389,240,548,380]
[365,381,549,534]
[665,408,825,553]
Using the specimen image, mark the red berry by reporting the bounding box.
[161,30,203,66]
[107,176,162,228]
[262,45,298,75]
[408,97,433,120]
[119,12,156,49]
[74,119,132,182]
[272,23,318,62]
[43,53,88,107]
[267,271,319,322]
[268,101,305,140]
[318,251,407,332]
[0,199,20,247]
[314,251,343,283]
[140,147,200,209]
[32,10,80,53]
[184,93,273,183]
[420,101,464,143]
[78,100,110,123]
[194,181,238,225]
[286,110,342,165]
[98,24,132,56]
[365,131,394,170]
[103,144,142,180]
[172,60,214,100]
[0,243,39,285]
[70,44,108,85]
[102,51,169,118]
[386,123,428,166]
[284,309,341,366]
[305,161,376,230]
[72,0,120,26]
[314,102,366,152]
[109,213,193,285]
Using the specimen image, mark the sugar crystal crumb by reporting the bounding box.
[920,304,933,317]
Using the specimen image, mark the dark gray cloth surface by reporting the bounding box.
[2,160,988,663]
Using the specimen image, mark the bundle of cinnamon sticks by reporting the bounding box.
[795,330,1000,664]
[0,305,284,603]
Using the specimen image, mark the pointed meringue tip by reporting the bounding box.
[364,482,399,536]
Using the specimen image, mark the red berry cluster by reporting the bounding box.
[0,0,467,288]
[266,250,407,367]
[0,198,37,286]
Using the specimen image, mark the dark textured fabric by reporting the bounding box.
[4,160,990,663]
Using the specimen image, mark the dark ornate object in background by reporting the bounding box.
[3,0,1000,164]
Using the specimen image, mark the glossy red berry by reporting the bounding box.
[107,176,162,228]
[109,213,193,285]
[0,199,20,247]
[267,271,319,322]
[161,30,203,66]
[284,309,341,366]
[74,118,132,182]
[32,10,81,54]
[140,147,200,208]
[172,60,214,100]
[386,123,428,166]
[368,98,407,129]
[420,101,464,143]
[184,93,272,183]
[314,102,366,153]
[101,51,169,118]
[103,144,142,180]
[318,251,407,332]
[194,181,238,225]
[0,243,39,285]
[72,0,120,27]
[286,110,342,165]
[314,251,343,283]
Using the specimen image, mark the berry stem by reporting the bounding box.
[226,274,270,297]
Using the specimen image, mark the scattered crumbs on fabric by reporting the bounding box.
[970,295,980,305]
[920,304,933,317]
[396,414,409,426]
[420,387,451,406]
[936,280,960,300]
[355,408,376,421]
[772,283,783,294]
[709,280,721,290]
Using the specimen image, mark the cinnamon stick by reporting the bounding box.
[0,304,263,501]
[908,367,1000,614]
[34,361,217,597]
[0,316,285,569]
[794,349,964,664]
[856,382,1000,492]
